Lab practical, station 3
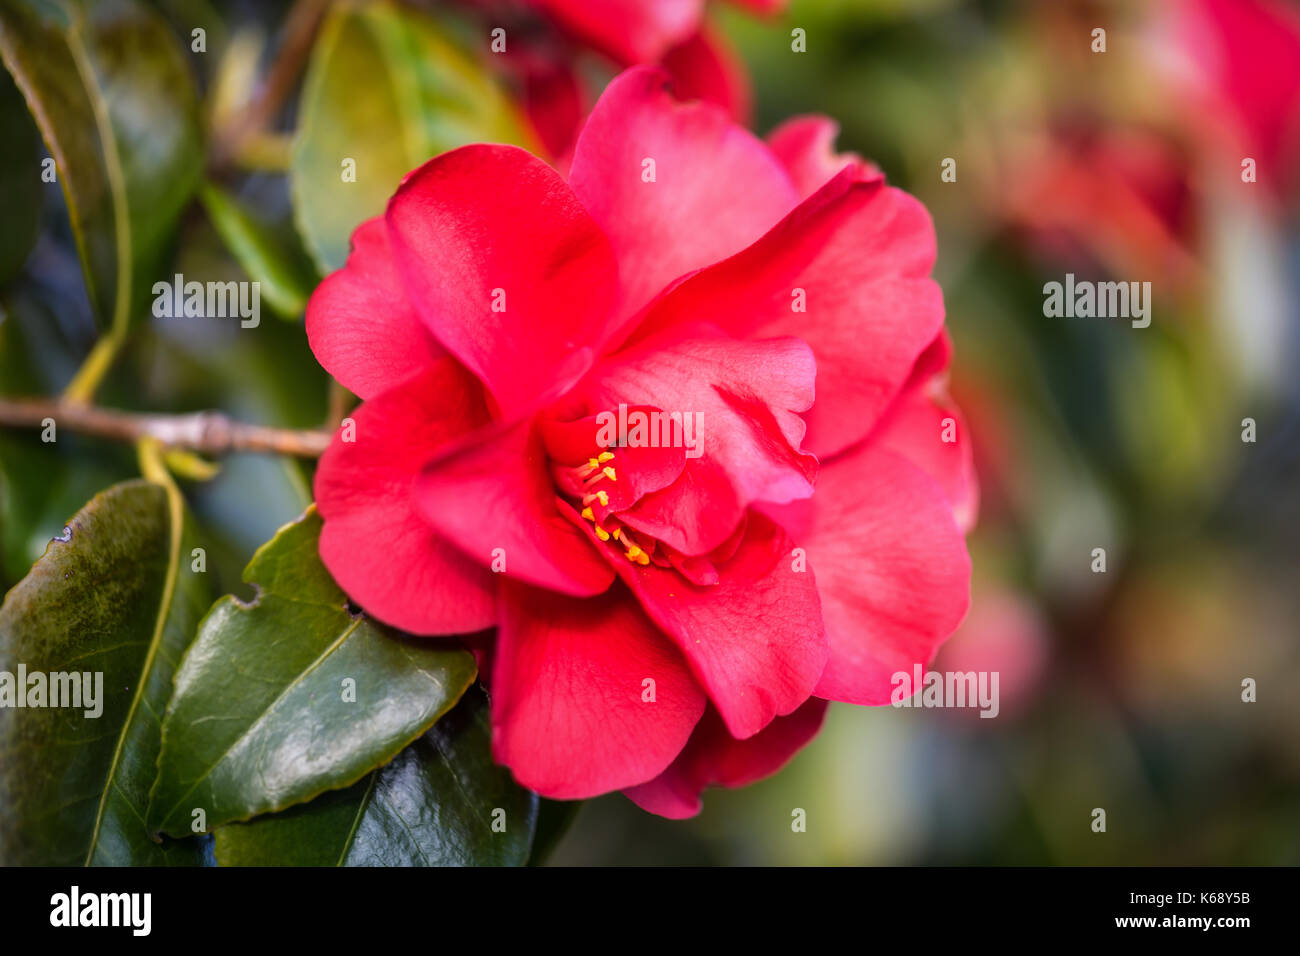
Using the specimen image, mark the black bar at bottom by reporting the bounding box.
[0,865,1279,942]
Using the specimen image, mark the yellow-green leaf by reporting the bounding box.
[291,0,538,273]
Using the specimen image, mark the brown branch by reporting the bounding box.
[209,0,330,170]
[0,398,332,458]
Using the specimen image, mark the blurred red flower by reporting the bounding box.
[1161,0,1300,197]
[996,0,1300,286]
[476,0,782,159]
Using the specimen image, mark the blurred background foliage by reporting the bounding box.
[1,0,1297,864]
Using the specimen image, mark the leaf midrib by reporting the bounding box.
[334,771,378,866]
[83,478,182,864]
[153,612,364,830]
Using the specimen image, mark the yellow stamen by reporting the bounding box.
[594,525,611,541]
[581,506,594,521]
[602,466,617,481]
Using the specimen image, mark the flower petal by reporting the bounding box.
[569,67,799,333]
[493,580,706,799]
[415,419,616,597]
[520,58,585,162]
[539,407,688,513]
[623,698,828,818]
[637,163,943,458]
[660,24,752,122]
[578,327,817,555]
[386,144,617,419]
[305,217,445,400]
[314,359,497,634]
[870,382,979,533]
[764,444,970,705]
[574,509,827,739]
[766,115,860,198]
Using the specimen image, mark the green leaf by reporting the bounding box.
[147,507,478,837]
[0,68,42,286]
[0,478,213,865]
[198,181,318,319]
[0,0,203,333]
[291,0,538,273]
[212,686,538,866]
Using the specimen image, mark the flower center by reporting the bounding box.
[566,451,651,565]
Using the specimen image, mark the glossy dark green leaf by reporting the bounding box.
[198,181,318,319]
[0,478,213,865]
[212,686,538,866]
[291,0,538,272]
[0,0,202,333]
[147,507,477,837]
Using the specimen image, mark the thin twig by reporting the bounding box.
[325,378,353,430]
[209,0,329,171]
[0,398,332,458]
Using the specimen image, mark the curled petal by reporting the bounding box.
[624,698,828,818]
[314,359,496,634]
[415,419,616,597]
[386,144,617,420]
[305,217,444,401]
[579,328,817,555]
[636,164,943,458]
[766,115,865,198]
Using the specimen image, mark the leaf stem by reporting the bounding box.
[0,397,332,458]
[64,13,134,405]
[61,329,126,404]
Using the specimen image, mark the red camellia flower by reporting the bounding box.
[306,66,975,817]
